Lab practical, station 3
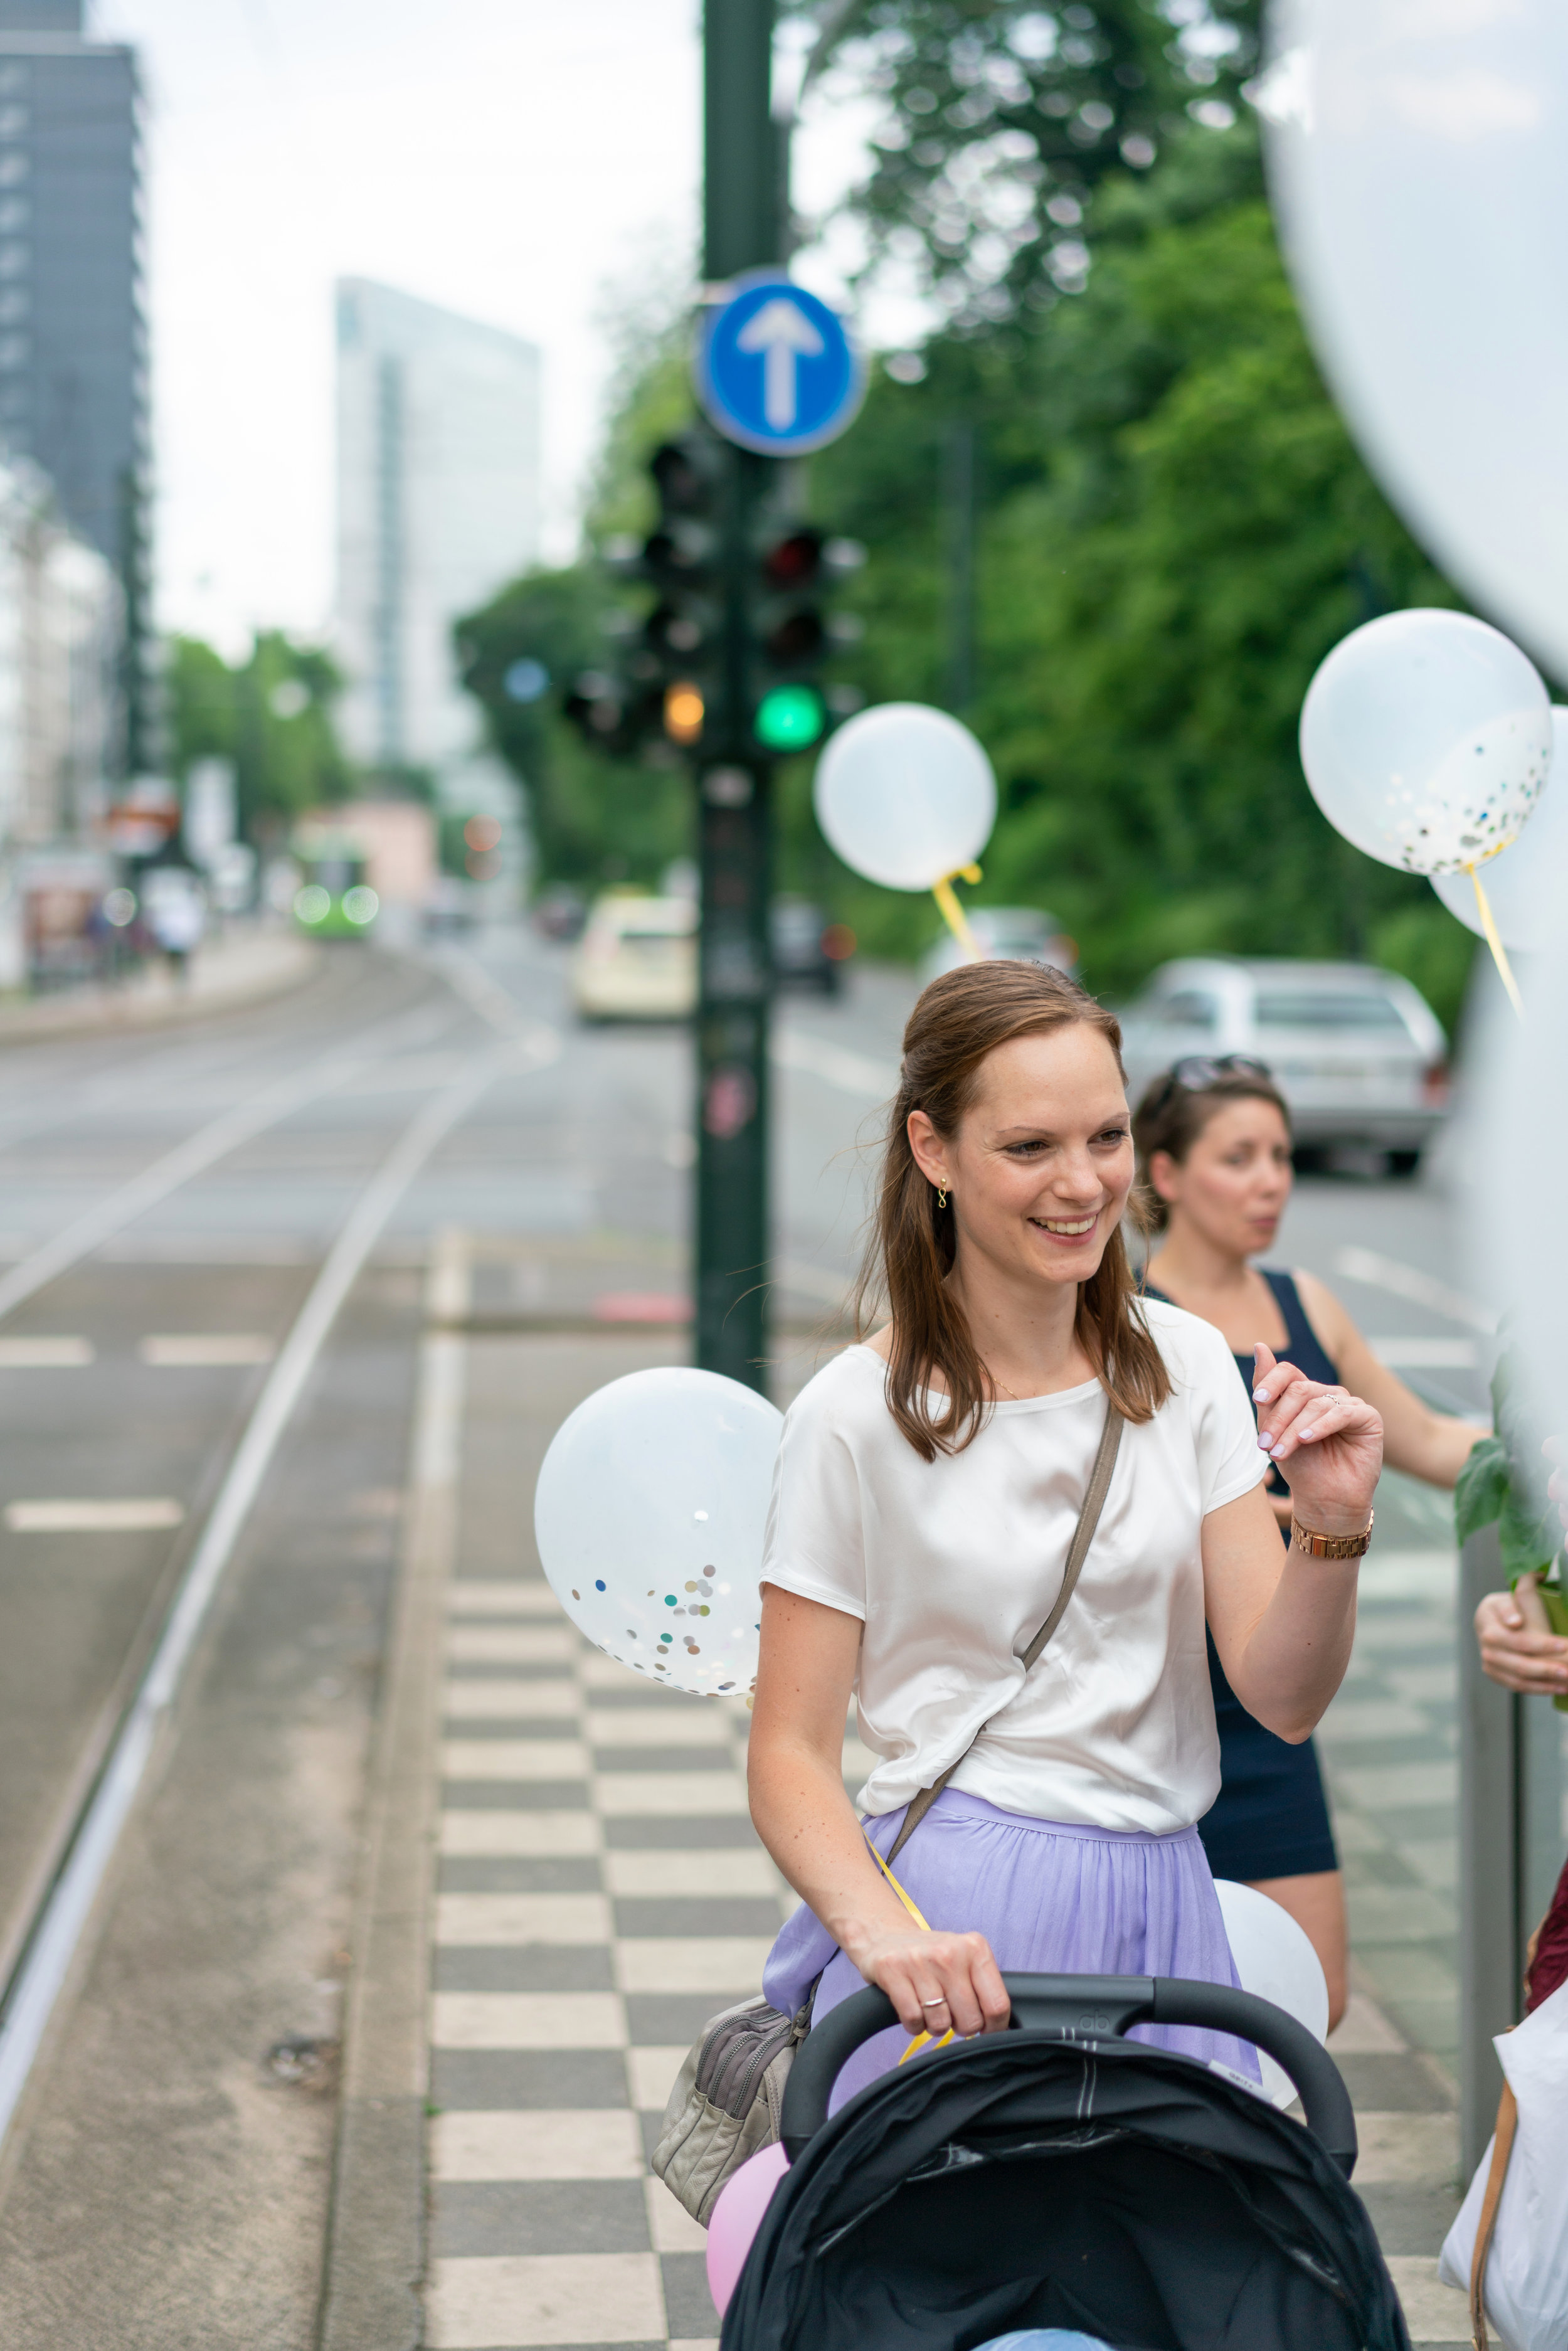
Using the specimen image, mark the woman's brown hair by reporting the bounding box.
[856,959,1170,1462]
[1131,1066,1292,1238]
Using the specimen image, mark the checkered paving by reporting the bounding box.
[423,1574,798,2351]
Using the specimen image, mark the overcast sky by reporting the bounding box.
[88,0,894,655]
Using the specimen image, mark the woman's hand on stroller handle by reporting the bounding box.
[842,1922,1012,2041]
[1251,1342,1382,1535]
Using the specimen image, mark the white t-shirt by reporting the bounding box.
[761,1298,1265,1834]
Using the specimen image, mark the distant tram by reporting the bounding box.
[292,837,379,940]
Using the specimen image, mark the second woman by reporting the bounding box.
[1134,1056,1485,2027]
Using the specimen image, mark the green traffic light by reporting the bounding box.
[754,684,826,752]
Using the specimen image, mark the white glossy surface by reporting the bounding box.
[1432,708,1568,950]
[533,1365,782,1698]
[813,702,997,891]
[1298,610,1550,874]
[1263,0,1568,678]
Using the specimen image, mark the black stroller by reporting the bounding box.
[720,1972,1411,2351]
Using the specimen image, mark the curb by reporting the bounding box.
[0,933,321,1048]
[317,1230,471,2351]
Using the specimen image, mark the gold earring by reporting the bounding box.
[937,1184,948,1211]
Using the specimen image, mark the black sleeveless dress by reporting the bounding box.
[1144,1270,1340,1881]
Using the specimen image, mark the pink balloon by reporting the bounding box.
[705,2141,790,2317]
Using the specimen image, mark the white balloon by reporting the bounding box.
[1433,709,1568,953]
[1214,1879,1330,2111]
[1299,611,1550,876]
[532,1367,782,1698]
[1470,928,1568,1492]
[813,703,997,892]
[1261,0,1568,682]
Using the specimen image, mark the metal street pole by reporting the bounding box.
[696,0,779,1391]
[1459,1524,1567,2173]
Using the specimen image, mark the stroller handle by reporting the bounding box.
[780,1972,1357,2177]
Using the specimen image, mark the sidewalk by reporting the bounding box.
[0,923,317,1044]
[325,1230,1475,2350]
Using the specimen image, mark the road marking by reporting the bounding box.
[420,942,564,1058]
[4,1498,184,1532]
[1334,1245,1497,1336]
[0,1337,93,1367]
[1368,1335,1478,1369]
[771,1026,898,1099]
[0,1002,440,1326]
[138,1334,276,1367]
[0,1053,506,2157]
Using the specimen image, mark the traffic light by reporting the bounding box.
[561,670,665,759]
[749,523,864,755]
[562,433,864,767]
[636,439,722,753]
[573,432,726,758]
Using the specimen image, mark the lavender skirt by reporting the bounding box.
[761,1788,1261,2109]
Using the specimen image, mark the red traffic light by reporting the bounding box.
[761,528,825,590]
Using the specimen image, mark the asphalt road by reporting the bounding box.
[0,921,1499,2340]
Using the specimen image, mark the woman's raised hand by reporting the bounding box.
[849,1923,1012,2040]
[1252,1340,1382,1534]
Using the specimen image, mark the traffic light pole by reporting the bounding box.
[696,0,780,1390]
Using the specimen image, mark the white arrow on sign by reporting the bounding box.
[736,297,825,431]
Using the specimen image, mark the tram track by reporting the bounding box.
[0,949,559,2163]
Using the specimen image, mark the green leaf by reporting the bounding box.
[1498,1485,1559,1588]
[1454,1433,1509,1546]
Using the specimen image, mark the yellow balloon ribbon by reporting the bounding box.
[1466,861,1523,1021]
[932,863,984,962]
[863,1832,956,2062]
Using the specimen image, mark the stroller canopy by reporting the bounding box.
[722,1975,1409,2351]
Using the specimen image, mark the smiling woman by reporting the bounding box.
[746,962,1385,2108]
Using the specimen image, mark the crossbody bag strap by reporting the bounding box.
[1470,2076,1518,2351]
[885,1398,1125,1870]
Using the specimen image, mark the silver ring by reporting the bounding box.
[920,1996,948,2009]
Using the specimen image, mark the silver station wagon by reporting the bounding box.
[1118,957,1450,1172]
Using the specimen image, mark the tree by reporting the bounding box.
[454,298,699,894]
[166,630,354,842]
[455,565,691,889]
[804,123,1478,1024]
[802,0,1260,326]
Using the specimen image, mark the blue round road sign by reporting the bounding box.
[695,273,864,459]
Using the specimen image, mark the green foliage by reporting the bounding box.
[455,287,702,893]
[808,126,1470,998]
[1367,905,1476,1041]
[821,0,1261,326]
[1456,1356,1559,1583]
[455,564,691,889]
[166,630,353,840]
[452,79,1487,1020]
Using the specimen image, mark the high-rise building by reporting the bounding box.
[335,279,541,782]
[0,1,145,770]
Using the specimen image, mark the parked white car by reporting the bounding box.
[1118,958,1449,1170]
[570,894,697,1022]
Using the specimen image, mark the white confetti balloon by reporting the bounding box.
[1261,0,1568,682]
[1214,1879,1330,2110]
[533,1367,782,1697]
[813,702,996,891]
[1299,611,1550,876]
[1431,709,1568,955]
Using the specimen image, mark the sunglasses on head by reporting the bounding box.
[1147,1054,1274,1114]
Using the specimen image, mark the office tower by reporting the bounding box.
[335,279,541,780]
[0,1,145,771]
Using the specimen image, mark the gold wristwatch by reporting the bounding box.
[1291,1511,1374,1559]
